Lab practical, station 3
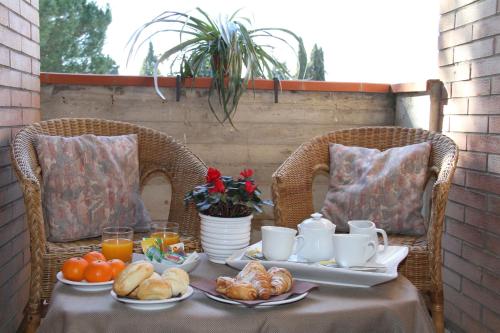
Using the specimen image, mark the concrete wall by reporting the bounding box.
[41,84,395,226]
[0,0,40,332]
[439,0,500,331]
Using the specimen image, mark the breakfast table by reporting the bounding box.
[38,254,434,333]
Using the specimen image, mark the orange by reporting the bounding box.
[83,251,106,263]
[62,257,89,282]
[84,260,113,282]
[108,259,126,279]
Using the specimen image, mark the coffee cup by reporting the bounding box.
[261,226,297,261]
[348,220,388,256]
[332,234,377,268]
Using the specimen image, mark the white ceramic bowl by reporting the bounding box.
[202,242,249,252]
[202,244,247,255]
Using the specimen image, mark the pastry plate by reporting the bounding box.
[56,271,113,291]
[110,286,194,310]
[205,291,308,307]
[226,242,409,287]
[133,253,200,274]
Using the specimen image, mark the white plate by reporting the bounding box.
[205,291,309,307]
[110,286,193,310]
[56,271,113,291]
[226,242,409,287]
[133,253,200,274]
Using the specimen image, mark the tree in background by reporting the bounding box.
[305,44,325,81]
[40,0,119,74]
[140,42,160,76]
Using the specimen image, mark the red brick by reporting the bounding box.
[465,206,498,230]
[445,131,467,150]
[488,154,500,173]
[440,0,476,15]
[10,89,30,107]
[0,45,9,66]
[0,215,26,248]
[452,167,466,185]
[443,266,462,290]
[466,170,500,194]
[463,278,500,314]
[30,23,38,42]
[9,51,30,73]
[447,218,485,247]
[483,308,500,331]
[469,95,500,115]
[455,38,494,63]
[0,182,22,207]
[0,25,21,51]
[446,201,466,220]
[0,0,20,13]
[21,108,38,124]
[461,313,484,333]
[467,134,500,153]
[20,73,38,91]
[0,147,9,166]
[443,97,468,115]
[455,0,496,27]
[11,198,25,220]
[19,0,37,26]
[31,58,39,75]
[0,128,10,146]
[452,78,490,97]
[439,63,471,83]
[492,75,500,94]
[0,252,23,285]
[444,301,462,327]
[485,233,500,255]
[440,11,455,32]
[481,270,500,295]
[444,251,482,281]
[471,54,500,78]
[439,48,454,66]
[21,36,38,59]
[443,284,481,320]
[0,68,21,88]
[439,25,473,49]
[0,87,10,106]
[449,115,488,132]
[473,14,500,39]
[490,116,500,133]
[8,11,29,37]
[443,233,463,255]
[0,109,22,126]
[463,244,500,273]
[457,151,487,170]
[449,184,488,209]
[488,195,500,214]
[496,36,500,54]
[0,4,8,26]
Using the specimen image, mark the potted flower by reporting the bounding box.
[185,167,272,263]
[127,7,306,126]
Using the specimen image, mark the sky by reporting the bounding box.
[94,0,440,84]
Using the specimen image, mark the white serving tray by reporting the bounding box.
[225,242,408,287]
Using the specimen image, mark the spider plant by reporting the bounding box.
[128,8,306,126]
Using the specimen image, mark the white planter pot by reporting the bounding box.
[199,213,252,264]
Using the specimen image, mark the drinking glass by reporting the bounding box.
[150,221,180,251]
[101,226,134,262]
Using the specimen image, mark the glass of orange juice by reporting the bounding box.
[102,226,134,263]
[150,221,180,251]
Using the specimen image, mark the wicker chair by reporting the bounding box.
[11,118,207,332]
[271,127,458,333]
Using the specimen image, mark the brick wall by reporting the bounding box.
[0,0,39,332]
[439,0,500,332]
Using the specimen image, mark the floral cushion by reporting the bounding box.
[36,134,151,242]
[321,142,431,235]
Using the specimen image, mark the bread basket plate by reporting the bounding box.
[204,291,308,307]
[110,286,193,310]
[133,253,200,274]
[56,271,113,291]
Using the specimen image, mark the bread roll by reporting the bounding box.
[127,273,160,299]
[161,267,190,296]
[137,276,172,300]
[113,261,154,297]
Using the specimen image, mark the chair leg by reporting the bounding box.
[20,313,40,333]
[431,290,444,333]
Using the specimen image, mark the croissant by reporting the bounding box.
[215,276,236,295]
[236,261,272,300]
[268,267,293,295]
[225,282,258,300]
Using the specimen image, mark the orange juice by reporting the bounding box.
[102,238,133,262]
[150,231,180,249]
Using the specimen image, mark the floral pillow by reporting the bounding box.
[321,142,431,235]
[36,134,151,242]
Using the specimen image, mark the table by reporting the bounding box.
[38,254,434,333]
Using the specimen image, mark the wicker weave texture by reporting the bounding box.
[10,118,207,328]
[271,126,458,333]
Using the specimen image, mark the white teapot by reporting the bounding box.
[296,213,336,262]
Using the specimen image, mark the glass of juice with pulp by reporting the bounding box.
[102,226,134,262]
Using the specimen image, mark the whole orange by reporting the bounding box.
[108,259,126,279]
[62,257,89,281]
[83,251,106,263]
[84,260,113,282]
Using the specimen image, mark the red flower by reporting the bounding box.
[240,169,254,179]
[209,179,225,193]
[206,167,221,183]
[245,181,256,194]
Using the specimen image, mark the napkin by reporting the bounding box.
[191,277,318,307]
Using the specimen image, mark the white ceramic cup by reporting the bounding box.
[332,234,377,268]
[348,220,388,255]
[261,226,297,261]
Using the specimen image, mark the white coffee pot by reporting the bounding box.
[296,213,336,262]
